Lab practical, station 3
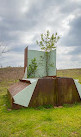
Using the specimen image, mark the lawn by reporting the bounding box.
[0,68,81,137]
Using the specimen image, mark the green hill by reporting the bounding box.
[57,68,81,83]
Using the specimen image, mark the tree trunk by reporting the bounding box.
[45,52,48,76]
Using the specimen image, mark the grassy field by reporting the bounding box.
[0,67,81,137]
[57,68,81,83]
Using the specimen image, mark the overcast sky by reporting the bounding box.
[0,0,81,69]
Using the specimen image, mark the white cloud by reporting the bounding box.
[0,0,81,69]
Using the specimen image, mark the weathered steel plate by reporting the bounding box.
[57,77,80,105]
[28,78,57,107]
[24,47,28,72]
[8,81,30,96]
[8,77,81,109]
[29,77,80,107]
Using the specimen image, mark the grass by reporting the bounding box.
[0,68,81,137]
[57,68,81,83]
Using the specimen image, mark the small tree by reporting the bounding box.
[36,30,60,76]
[0,43,9,56]
[28,58,38,78]
[0,43,9,67]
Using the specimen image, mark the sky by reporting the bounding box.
[0,0,81,69]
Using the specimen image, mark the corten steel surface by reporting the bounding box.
[29,77,80,107]
[19,79,31,84]
[57,77,80,106]
[7,90,13,108]
[8,81,30,96]
[7,90,25,109]
[8,77,81,109]
[43,76,56,78]
[12,98,25,109]
[8,80,30,109]
[28,78,57,107]
[24,46,28,72]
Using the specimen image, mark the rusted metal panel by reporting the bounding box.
[29,77,80,107]
[28,78,57,107]
[57,77,80,105]
[19,79,31,84]
[8,77,81,109]
[13,79,38,107]
[8,81,30,96]
[24,46,28,73]
[12,99,25,109]
[7,89,13,108]
[43,76,56,78]
[7,90,21,109]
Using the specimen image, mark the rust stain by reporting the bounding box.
[57,77,80,106]
[29,77,80,107]
[24,46,28,73]
[28,78,57,107]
